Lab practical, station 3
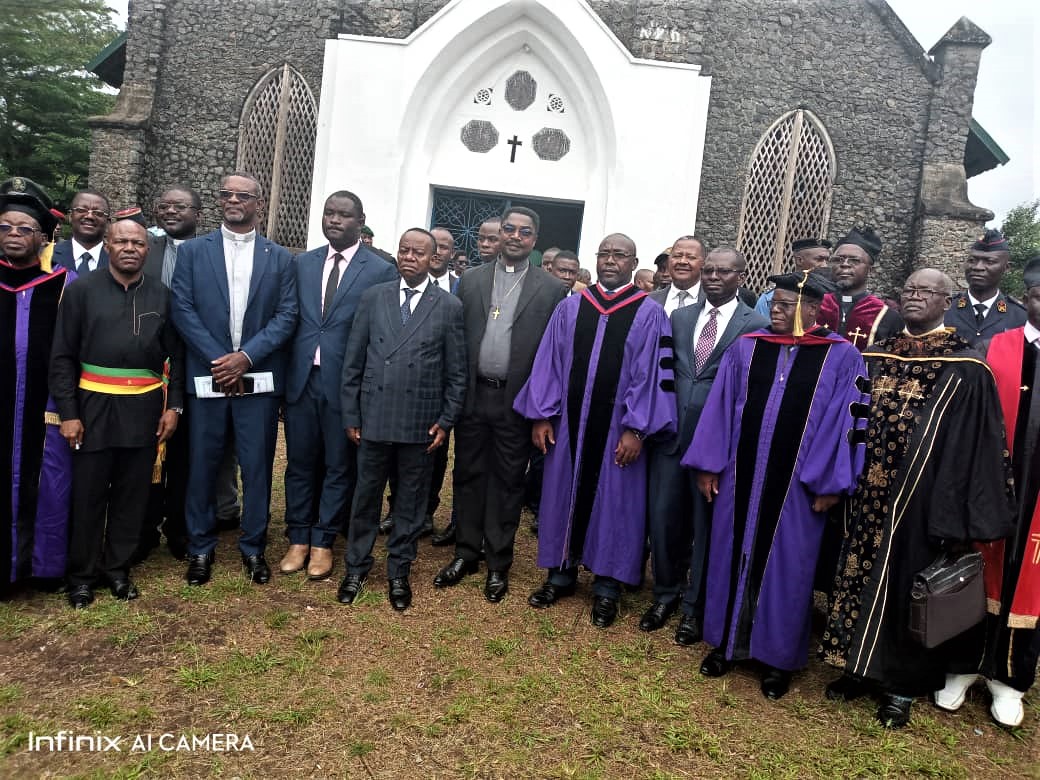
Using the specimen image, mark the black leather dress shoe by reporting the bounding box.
[185,553,214,586]
[699,650,732,677]
[67,584,94,609]
[337,574,366,604]
[484,571,508,603]
[527,581,576,608]
[876,694,913,728]
[388,577,412,611]
[109,579,139,601]
[825,674,871,702]
[591,596,619,628]
[379,513,393,535]
[430,521,456,547]
[242,554,271,584]
[674,614,703,646]
[761,667,792,700]
[639,600,677,632]
[433,557,478,588]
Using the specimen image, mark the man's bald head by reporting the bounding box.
[900,268,953,335]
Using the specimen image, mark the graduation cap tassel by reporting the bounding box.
[793,271,808,338]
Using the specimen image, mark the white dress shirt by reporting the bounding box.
[968,291,1000,319]
[428,269,456,290]
[314,242,360,365]
[663,282,701,316]
[221,225,256,351]
[692,296,739,353]
[1024,321,1040,348]
[400,275,431,315]
[71,238,104,273]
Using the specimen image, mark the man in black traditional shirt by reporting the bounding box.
[50,219,185,608]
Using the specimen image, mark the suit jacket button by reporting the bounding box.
[385,360,390,365]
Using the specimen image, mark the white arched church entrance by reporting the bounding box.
[310,0,711,266]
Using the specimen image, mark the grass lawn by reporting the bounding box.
[1,434,1038,778]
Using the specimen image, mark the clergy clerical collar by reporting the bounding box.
[840,291,868,304]
[221,225,256,243]
[496,256,529,273]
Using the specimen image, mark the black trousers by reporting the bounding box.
[453,383,531,571]
[68,446,154,586]
[346,440,433,580]
[386,432,450,518]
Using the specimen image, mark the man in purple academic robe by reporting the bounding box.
[514,233,677,628]
[682,270,869,699]
[0,177,75,591]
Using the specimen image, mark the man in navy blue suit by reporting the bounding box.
[51,189,111,274]
[280,191,397,580]
[170,172,298,586]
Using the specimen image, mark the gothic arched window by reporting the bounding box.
[737,109,836,292]
[236,65,317,250]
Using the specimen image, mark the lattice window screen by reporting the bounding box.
[736,110,835,292]
[237,65,317,250]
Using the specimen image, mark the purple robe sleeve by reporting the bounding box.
[680,339,743,473]
[798,343,868,496]
[620,304,676,437]
[513,300,571,420]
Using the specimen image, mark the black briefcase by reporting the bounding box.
[908,551,986,649]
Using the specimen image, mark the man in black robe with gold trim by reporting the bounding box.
[821,268,1014,728]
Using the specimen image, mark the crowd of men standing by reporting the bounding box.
[0,172,1037,733]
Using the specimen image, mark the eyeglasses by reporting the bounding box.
[701,266,740,277]
[157,201,196,213]
[70,206,110,219]
[829,254,867,267]
[669,252,702,262]
[0,223,40,236]
[501,224,535,238]
[595,250,634,261]
[900,287,947,300]
[218,190,259,202]
[770,299,798,311]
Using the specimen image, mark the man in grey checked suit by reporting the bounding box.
[644,246,767,641]
[338,228,467,611]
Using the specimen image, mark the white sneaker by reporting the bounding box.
[934,673,978,712]
[986,678,1025,728]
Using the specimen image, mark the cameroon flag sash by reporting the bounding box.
[78,363,166,395]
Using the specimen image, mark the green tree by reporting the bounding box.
[999,200,1040,298]
[0,1,118,207]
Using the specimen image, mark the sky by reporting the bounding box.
[103,0,1036,226]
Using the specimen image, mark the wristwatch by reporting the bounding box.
[169,407,184,415]
[626,428,646,441]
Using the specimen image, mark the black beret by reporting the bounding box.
[835,225,882,263]
[0,177,58,236]
[791,237,832,253]
[972,228,1009,253]
[768,269,837,301]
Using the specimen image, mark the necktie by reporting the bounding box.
[431,277,440,288]
[323,253,342,316]
[974,303,987,325]
[401,288,418,325]
[77,252,92,275]
[676,290,689,309]
[694,308,720,373]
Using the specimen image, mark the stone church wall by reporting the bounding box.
[97,0,983,291]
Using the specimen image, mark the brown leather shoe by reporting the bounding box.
[307,546,334,580]
[279,544,309,574]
